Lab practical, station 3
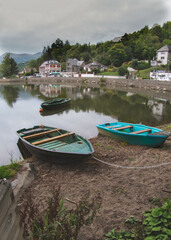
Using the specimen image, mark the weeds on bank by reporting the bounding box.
[99,77,106,85]
[19,186,102,240]
[163,125,171,131]
[105,198,171,240]
[0,152,21,179]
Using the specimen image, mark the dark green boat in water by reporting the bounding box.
[40,98,71,111]
[17,125,94,164]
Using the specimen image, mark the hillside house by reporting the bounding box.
[66,59,84,72]
[156,45,171,65]
[84,61,107,72]
[39,60,61,76]
[23,67,37,74]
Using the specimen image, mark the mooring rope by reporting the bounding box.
[92,156,171,170]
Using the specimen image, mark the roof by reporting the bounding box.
[67,58,84,66]
[112,36,122,42]
[40,60,60,67]
[84,61,106,68]
[157,45,171,52]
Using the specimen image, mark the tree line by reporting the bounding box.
[0,21,170,77]
[38,21,171,68]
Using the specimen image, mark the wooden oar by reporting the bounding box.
[131,129,151,134]
[23,128,61,140]
[32,132,75,146]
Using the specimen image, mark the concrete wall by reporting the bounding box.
[0,181,24,240]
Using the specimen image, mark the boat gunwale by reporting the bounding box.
[41,98,71,107]
[17,126,94,156]
[96,123,168,139]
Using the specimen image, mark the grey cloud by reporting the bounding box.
[0,0,169,55]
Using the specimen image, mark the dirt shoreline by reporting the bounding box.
[16,124,171,240]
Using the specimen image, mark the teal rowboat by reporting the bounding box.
[17,125,94,164]
[96,122,169,147]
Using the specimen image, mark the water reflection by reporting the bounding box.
[1,86,20,107]
[0,83,171,165]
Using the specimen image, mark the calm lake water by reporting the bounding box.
[0,83,171,166]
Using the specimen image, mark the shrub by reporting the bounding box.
[99,77,106,85]
[105,199,171,240]
[19,187,102,240]
[118,66,129,76]
[137,62,150,70]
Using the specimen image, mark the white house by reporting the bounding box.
[156,45,171,65]
[39,60,61,76]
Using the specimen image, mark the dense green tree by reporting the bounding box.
[150,24,162,41]
[0,53,18,77]
[28,59,37,68]
[108,43,127,67]
[66,44,80,59]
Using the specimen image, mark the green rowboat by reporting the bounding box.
[17,125,94,164]
[40,98,71,111]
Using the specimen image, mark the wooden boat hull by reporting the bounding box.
[41,98,71,110]
[17,126,94,164]
[96,122,169,147]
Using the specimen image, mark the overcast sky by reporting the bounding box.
[0,0,170,56]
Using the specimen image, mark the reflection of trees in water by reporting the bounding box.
[1,84,170,125]
[71,91,171,126]
[1,86,20,107]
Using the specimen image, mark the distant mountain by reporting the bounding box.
[0,52,42,64]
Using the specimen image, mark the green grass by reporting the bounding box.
[0,153,21,179]
[0,163,20,179]
[135,65,168,79]
[98,71,119,76]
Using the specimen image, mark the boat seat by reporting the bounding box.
[131,129,151,134]
[105,125,133,130]
[23,128,61,140]
[32,132,75,145]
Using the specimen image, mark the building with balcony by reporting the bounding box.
[39,60,61,76]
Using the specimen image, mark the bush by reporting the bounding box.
[118,66,129,76]
[105,199,171,240]
[137,61,150,70]
[99,77,106,85]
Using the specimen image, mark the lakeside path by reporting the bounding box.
[14,124,171,240]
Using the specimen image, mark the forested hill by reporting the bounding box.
[0,52,42,64]
[37,21,171,68]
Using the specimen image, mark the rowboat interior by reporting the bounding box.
[104,124,158,135]
[18,126,92,154]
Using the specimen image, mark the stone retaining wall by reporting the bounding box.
[0,77,171,91]
[0,181,24,240]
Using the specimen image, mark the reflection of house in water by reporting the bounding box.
[147,100,165,120]
[126,92,134,97]
[39,84,61,97]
